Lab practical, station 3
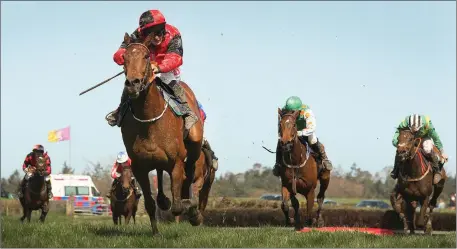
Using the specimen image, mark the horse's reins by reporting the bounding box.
[280,114,310,169]
[112,188,134,202]
[399,137,431,182]
[125,43,169,123]
[25,170,47,196]
[279,113,311,194]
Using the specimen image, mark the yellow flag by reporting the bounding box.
[48,130,59,143]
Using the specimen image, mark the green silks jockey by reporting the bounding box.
[272,96,333,177]
[391,114,448,184]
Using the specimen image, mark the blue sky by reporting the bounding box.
[1,1,455,178]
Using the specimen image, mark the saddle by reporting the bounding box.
[118,80,202,124]
[297,137,324,176]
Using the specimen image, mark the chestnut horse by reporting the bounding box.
[390,129,447,235]
[277,109,331,231]
[119,33,204,234]
[110,165,139,225]
[19,156,50,223]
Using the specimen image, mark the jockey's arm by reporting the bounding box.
[157,35,183,73]
[110,162,120,179]
[298,109,316,136]
[427,121,444,151]
[392,119,408,147]
[44,155,51,176]
[22,154,32,173]
[113,29,141,65]
[392,129,400,147]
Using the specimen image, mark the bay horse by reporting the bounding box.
[19,156,50,223]
[110,165,139,225]
[159,146,217,226]
[119,32,204,234]
[390,129,447,235]
[277,109,331,231]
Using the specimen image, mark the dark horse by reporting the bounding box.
[161,146,217,225]
[110,165,139,225]
[119,33,204,234]
[19,156,50,223]
[390,129,447,235]
[277,109,331,231]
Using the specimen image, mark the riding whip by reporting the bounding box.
[79,71,124,96]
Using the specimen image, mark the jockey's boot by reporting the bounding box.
[272,142,281,177]
[106,88,129,127]
[390,153,401,179]
[106,179,118,198]
[169,81,198,134]
[17,179,26,198]
[202,138,219,171]
[430,151,442,184]
[45,178,53,199]
[311,139,333,171]
[131,178,142,198]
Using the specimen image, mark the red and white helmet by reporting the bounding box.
[33,144,44,152]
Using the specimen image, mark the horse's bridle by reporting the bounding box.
[278,113,309,169]
[124,43,153,93]
[122,42,170,123]
[279,113,298,152]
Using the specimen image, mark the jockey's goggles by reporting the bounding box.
[141,25,165,38]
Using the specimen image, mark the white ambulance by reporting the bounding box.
[50,174,102,199]
[49,174,109,214]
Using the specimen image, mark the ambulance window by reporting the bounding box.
[91,187,100,196]
[65,186,77,196]
[77,187,90,195]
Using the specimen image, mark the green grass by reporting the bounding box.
[2,214,455,248]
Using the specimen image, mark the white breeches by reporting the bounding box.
[157,69,181,84]
[422,138,434,154]
[306,132,318,145]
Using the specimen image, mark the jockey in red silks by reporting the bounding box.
[18,144,53,199]
[105,9,198,133]
[106,151,142,198]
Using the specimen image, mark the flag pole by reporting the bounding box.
[69,126,72,167]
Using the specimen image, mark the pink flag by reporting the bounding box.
[48,126,71,142]
[58,126,71,141]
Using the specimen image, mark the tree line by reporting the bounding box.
[1,161,455,202]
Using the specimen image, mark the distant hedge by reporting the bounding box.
[157,208,456,231]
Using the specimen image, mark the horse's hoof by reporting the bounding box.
[189,212,204,226]
[171,202,184,216]
[425,222,432,235]
[289,218,295,225]
[311,218,317,227]
[156,194,171,211]
[317,218,325,228]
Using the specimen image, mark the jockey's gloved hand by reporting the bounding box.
[113,48,126,65]
[440,149,449,162]
[297,130,312,137]
[151,64,160,74]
